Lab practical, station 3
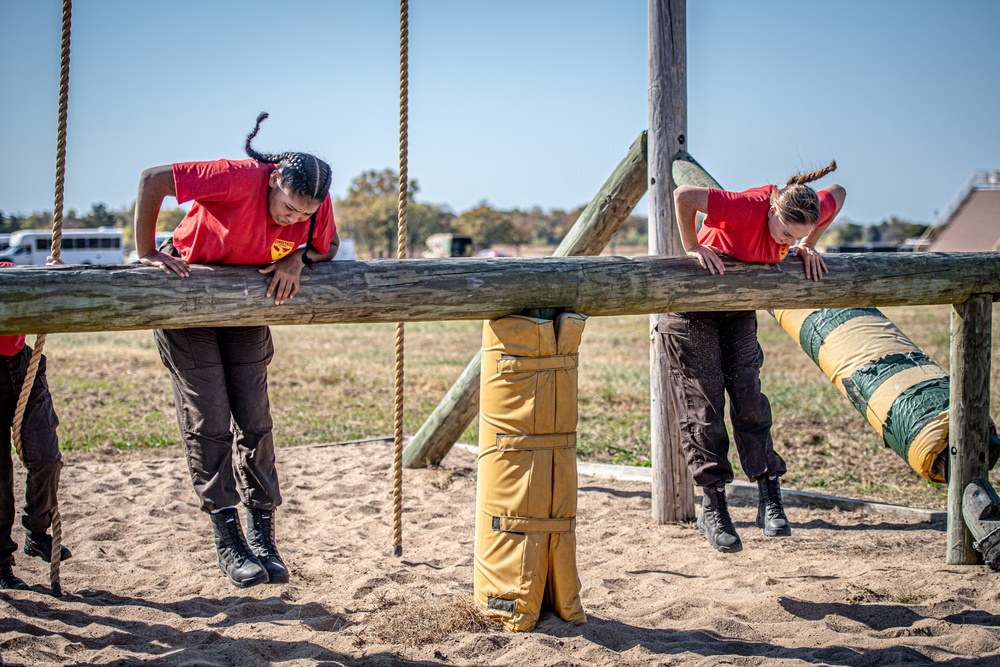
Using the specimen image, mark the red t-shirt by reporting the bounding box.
[171,159,337,265]
[0,261,26,356]
[698,185,837,263]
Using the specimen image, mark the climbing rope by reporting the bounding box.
[12,0,72,597]
[391,0,409,558]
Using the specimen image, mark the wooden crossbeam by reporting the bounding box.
[2,252,999,335]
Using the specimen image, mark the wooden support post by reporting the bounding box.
[402,132,649,468]
[648,0,695,523]
[948,293,993,564]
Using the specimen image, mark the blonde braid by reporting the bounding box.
[785,159,837,187]
[774,159,838,226]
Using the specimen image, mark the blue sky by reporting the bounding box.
[1,0,998,225]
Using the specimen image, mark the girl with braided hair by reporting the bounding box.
[657,162,846,554]
[133,113,340,588]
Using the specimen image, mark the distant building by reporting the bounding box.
[920,170,1000,252]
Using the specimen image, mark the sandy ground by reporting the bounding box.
[2,440,999,667]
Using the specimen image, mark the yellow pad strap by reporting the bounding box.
[497,354,578,373]
[863,364,949,436]
[495,433,576,452]
[491,515,576,534]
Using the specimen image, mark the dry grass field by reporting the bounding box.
[38,304,1000,510]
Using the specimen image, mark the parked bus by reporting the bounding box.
[127,231,175,263]
[0,227,125,265]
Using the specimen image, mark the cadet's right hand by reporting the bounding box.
[140,250,191,278]
[687,244,725,275]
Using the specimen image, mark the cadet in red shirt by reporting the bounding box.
[0,261,72,591]
[658,162,846,554]
[133,113,340,589]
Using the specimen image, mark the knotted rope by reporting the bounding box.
[12,0,72,597]
[391,0,409,558]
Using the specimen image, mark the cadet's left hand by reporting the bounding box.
[794,243,827,281]
[259,252,304,305]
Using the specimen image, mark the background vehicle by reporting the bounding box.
[127,232,175,263]
[334,237,356,261]
[0,227,124,265]
[423,233,473,258]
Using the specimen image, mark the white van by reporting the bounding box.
[0,227,125,265]
[127,231,174,263]
[334,237,356,261]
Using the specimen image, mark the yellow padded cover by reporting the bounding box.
[474,313,587,632]
[773,308,957,482]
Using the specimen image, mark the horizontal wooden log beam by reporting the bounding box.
[2,252,999,335]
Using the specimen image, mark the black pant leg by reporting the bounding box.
[720,311,786,481]
[218,326,281,510]
[659,313,734,487]
[154,328,241,513]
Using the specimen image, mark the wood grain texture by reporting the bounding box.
[948,294,993,564]
[3,253,1000,335]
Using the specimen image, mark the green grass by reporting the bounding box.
[33,304,1000,508]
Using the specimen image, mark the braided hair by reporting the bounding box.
[772,159,837,226]
[244,112,332,203]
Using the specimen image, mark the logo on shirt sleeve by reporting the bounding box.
[271,239,296,261]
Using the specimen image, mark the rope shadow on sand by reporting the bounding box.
[531,611,980,666]
[579,485,652,499]
[793,518,945,532]
[0,614,348,667]
[781,596,1000,631]
[1,589,349,647]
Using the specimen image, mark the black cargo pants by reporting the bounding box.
[657,310,786,487]
[0,346,62,564]
[154,326,282,514]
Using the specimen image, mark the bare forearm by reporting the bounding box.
[673,186,707,251]
[676,203,701,251]
[133,166,176,257]
[803,184,847,248]
[308,233,340,263]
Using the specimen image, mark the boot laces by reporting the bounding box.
[762,477,785,520]
[710,489,735,530]
[223,515,255,566]
[250,510,278,558]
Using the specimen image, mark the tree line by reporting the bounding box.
[1,168,928,258]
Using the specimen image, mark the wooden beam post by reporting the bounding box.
[948,293,993,564]
[648,0,695,523]
[402,132,649,469]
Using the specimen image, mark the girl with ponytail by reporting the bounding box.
[131,113,340,589]
[658,162,846,556]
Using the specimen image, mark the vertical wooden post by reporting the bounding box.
[948,293,992,564]
[648,0,695,523]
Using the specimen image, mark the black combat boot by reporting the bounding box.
[209,508,269,589]
[697,485,743,553]
[245,507,289,584]
[0,562,28,590]
[756,474,792,537]
[23,531,72,563]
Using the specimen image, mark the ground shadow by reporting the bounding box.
[534,610,988,666]
[579,485,651,499]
